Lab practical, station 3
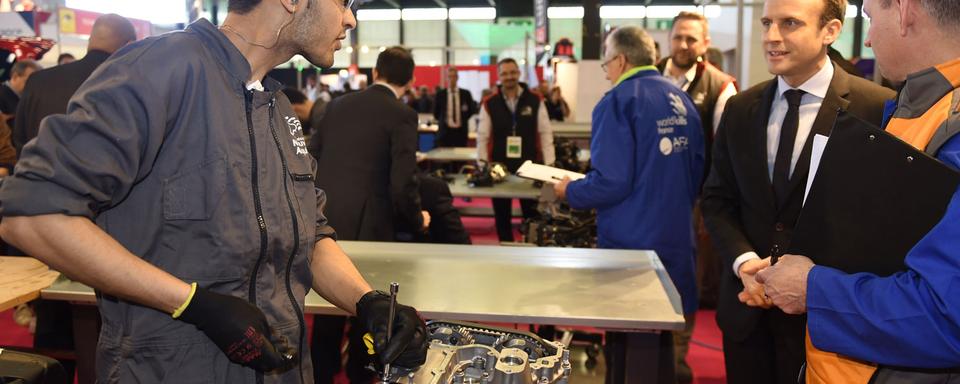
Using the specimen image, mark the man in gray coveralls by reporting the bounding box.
[0,0,427,382]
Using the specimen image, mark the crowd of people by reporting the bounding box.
[1,0,959,382]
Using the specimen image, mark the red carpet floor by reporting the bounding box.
[0,197,727,383]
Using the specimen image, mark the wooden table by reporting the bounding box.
[0,256,60,312]
[42,241,684,383]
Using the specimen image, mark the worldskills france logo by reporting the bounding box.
[286,116,309,156]
[657,93,690,156]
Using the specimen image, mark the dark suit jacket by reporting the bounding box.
[433,87,477,146]
[13,50,111,154]
[702,64,896,341]
[310,84,423,241]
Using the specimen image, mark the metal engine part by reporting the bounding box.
[387,320,571,384]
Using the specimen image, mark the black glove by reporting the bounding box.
[356,290,428,368]
[178,286,295,371]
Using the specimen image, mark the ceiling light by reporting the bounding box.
[448,7,496,20]
[356,9,401,21]
[402,8,448,21]
[599,5,645,19]
[548,7,584,19]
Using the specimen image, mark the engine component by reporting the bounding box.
[386,320,570,384]
[522,202,597,248]
[464,162,509,187]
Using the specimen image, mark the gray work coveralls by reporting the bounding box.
[0,19,335,383]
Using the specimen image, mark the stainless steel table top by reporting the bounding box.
[553,122,591,139]
[42,241,684,331]
[419,147,590,163]
[421,147,477,162]
[446,174,542,200]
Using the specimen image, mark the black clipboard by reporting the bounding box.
[785,111,960,276]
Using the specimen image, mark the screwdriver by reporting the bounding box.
[383,282,399,382]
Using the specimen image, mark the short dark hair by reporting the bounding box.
[57,53,75,64]
[673,11,709,37]
[497,58,519,71]
[819,0,847,28]
[281,87,308,105]
[228,0,262,14]
[375,46,415,86]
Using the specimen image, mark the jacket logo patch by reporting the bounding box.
[286,116,309,156]
[520,105,533,116]
[669,93,688,116]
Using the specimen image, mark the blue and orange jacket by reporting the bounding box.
[804,58,960,382]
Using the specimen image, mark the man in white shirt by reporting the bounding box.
[476,58,554,242]
[699,0,895,382]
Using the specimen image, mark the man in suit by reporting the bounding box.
[13,14,136,155]
[434,67,477,147]
[701,0,895,382]
[309,46,428,384]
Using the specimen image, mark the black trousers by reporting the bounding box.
[722,310,806,384]
[492,198,538,242]
[311,315,373,384]
[437,126,468,147]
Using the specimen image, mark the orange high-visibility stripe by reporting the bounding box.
[886,95,953,151]
[806,329,877,384]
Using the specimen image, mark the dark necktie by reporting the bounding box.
[773,89,805,205]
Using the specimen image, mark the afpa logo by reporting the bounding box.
[669,93,687,116]
[659,136,690,156]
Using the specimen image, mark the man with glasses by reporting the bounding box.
[0,0,427,382]
[554,26,704,382]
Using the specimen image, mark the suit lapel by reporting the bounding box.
[753,81,779,210]
[783,62,852,201]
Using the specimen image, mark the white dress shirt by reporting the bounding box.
[662,59,738,134]
[732,59,835,277]
[477,87,555,165]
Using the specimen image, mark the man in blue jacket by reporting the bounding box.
[554,25,704,381]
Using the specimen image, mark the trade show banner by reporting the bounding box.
[0,11,37,36]
[59,7,152,39]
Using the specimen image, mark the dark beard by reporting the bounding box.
[672,56,696,70]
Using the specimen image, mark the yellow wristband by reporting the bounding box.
[171,282,198,319]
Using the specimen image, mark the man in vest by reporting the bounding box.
[659,11,737,143]
[757,0,960,380]
[477,58,555,242]
[554,26,704,382]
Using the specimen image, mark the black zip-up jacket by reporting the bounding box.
[0,19,335,383]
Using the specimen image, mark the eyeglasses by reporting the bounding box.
[600,54,620,73]
[338,0,356,11]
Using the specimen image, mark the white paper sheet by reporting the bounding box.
[803,134,830,207]
[516,160,586,184]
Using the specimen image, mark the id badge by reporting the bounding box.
[506,136,522,158]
